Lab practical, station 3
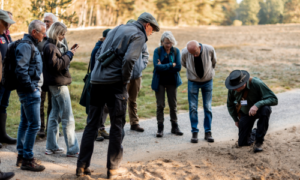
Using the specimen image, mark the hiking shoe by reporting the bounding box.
[156,123,164,137]
[76,167,91,177]
[16,155,41,167]
[45,148,64,155]
[204,132,214,142]
[0,170,15,180]
[96,136,104,141]
[99,129,109,139]
[131,124,144,132]
[253,142,263,153]
[191,132,198,143]
[107,167,128,179]
[171,122,183,136]
[67,152,79,158]
[21,158,45,172]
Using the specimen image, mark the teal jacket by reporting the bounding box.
[151,46,182,92]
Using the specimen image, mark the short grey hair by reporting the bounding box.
[44,13,58,23]
[47,22,67,45]
[28,20,46,35]
[160,31,177,46]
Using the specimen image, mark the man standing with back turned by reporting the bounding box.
[76,12,159,179]
[225,70,278,153]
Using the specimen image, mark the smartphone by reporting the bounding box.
[71,43,78,50]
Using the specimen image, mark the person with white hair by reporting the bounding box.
[151,31,183,138]
[38,12,68,138]
[181,40,217,144]
[14,19,46,172]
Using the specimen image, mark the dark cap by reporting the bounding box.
[137,12,160,32]
[0,10,15,24]
[103,29,111,37]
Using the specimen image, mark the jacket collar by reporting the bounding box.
[160,46,175,56]
[23,34,39,45]
[47,38,63,48]
[132,21,148,42]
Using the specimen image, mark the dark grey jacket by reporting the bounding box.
[92,21,147,84]
[131,43,149,80]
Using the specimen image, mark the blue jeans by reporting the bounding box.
[46,86,79,155]
[17,89,41,159]
[188,80,213,133]
[0,84,11,114]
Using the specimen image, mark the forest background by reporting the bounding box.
[2,0,300,33]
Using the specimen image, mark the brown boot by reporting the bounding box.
[107,167,128,179]
[21,158,45,172]
[130,124,144,132]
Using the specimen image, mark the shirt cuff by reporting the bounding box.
[66,51,74,60]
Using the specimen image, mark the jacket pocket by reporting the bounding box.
[114,93,128,116]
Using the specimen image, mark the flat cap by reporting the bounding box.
[0,10,15,24]
[138,12,160,32]
[103,29,111,37]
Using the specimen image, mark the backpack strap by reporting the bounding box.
[18,40,36,61]
[236,77,253,120]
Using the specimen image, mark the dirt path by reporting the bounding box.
[1,89,300,180]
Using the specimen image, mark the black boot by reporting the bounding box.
[191,132,198,143]
[76,167,92,177]
[171,122,183,136]
[253,142,263,153]
[156,123,164,137]
[204,132,214,143]
[0,170,15,180]
[0,113,16,144]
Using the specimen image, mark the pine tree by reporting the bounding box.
[29,0,77,26]
[258,0,284,24]
[237,0,260,25]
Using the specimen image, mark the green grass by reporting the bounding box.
[5,60,300,138]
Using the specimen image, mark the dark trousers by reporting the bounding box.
[155,84,177,124]
[238,106,271,146]
[40,91,52,131]
[77,82,127,170]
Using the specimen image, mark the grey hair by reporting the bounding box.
[28,20,46,35]
[44,13,58,23]
[47,22,67,45]
[160,31,177,46]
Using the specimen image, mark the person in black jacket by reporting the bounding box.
[89,29,111,141]
[43,22,80,157]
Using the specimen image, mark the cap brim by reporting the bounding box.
[225,70,250,90]
[4,18,15,24]
[151,24,160,32]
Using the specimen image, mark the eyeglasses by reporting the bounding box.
[44,20,52,23]
[36,30,47,36]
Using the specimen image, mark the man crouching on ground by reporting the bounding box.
[225,70,278,153]
[76,12,160,179]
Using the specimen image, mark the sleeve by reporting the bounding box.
[211,47,217,69]
[181,49,187,68]
[169,48,181,72]
[44,44,71,72]
[90,46,99,71]
[227,90,239,122]
[122,34,146,83]
[254,81,278,108]
[141,43,149,70]
[15,43,35,92]
[153,48,172,72]
[0,52,2,82]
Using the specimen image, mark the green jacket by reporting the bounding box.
[227,77,278,122]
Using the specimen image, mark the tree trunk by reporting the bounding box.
[88,5,93,27]
[96,5,101,26]
[83,3,88,27]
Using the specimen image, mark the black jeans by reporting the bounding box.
[238,106,271,146]
[155,84,177,124]
[77,82,127,170]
